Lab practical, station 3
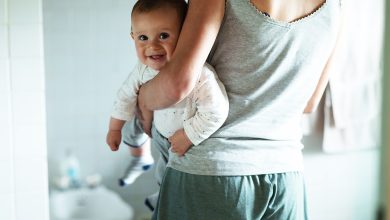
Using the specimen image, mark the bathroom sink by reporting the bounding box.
[50,186,133,220]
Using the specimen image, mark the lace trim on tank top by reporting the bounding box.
[247,0,328,26]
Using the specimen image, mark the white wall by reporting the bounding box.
[382,0,390,217]
[0,0,49,219]
[42,1,382,220]
[303,123,381,220]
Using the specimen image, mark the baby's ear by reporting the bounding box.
[130,32,134,39]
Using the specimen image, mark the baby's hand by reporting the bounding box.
[106,130,122,151]
[168,129,193,157]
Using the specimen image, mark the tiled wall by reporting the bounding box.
[0,0,49,219]
[43,0,157,218]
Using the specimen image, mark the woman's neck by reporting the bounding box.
[250,0,326,23]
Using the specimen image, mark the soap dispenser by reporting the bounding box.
[61,149,81,188]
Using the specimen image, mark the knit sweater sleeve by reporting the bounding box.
[183,64,229,145]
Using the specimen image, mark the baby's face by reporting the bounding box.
[131,7,181,71]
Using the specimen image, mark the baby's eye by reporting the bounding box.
[159,32,169,40]
[138,35,148,41]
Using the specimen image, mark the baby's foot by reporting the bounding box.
[118,156,154,186]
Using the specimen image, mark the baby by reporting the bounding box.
[106,0,228,211]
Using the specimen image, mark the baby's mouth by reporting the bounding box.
[149,54,165,60]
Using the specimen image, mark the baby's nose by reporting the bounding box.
[146,45,162,55]
[147,40,161,50]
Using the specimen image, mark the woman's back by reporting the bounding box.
[167,0,342,176]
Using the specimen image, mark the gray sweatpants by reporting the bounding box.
[153,168,308,220]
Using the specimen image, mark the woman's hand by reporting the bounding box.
[137,87,154,137]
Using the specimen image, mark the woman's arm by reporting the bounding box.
[138,0,225,111]
[304,11,345,113]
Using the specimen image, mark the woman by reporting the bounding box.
[138,0,343,219]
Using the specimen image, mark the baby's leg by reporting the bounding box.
[144,125,171,211]
[119,118,154,187]
[128,138,152,158]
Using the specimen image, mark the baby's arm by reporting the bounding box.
[169,65,229,156]
[106,63,146,151]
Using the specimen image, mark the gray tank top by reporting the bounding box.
[168,0,342,175]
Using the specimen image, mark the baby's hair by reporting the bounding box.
[132,0,188,26]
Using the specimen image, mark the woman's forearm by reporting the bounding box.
[139,0,225,110]
[304,9,345,113]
